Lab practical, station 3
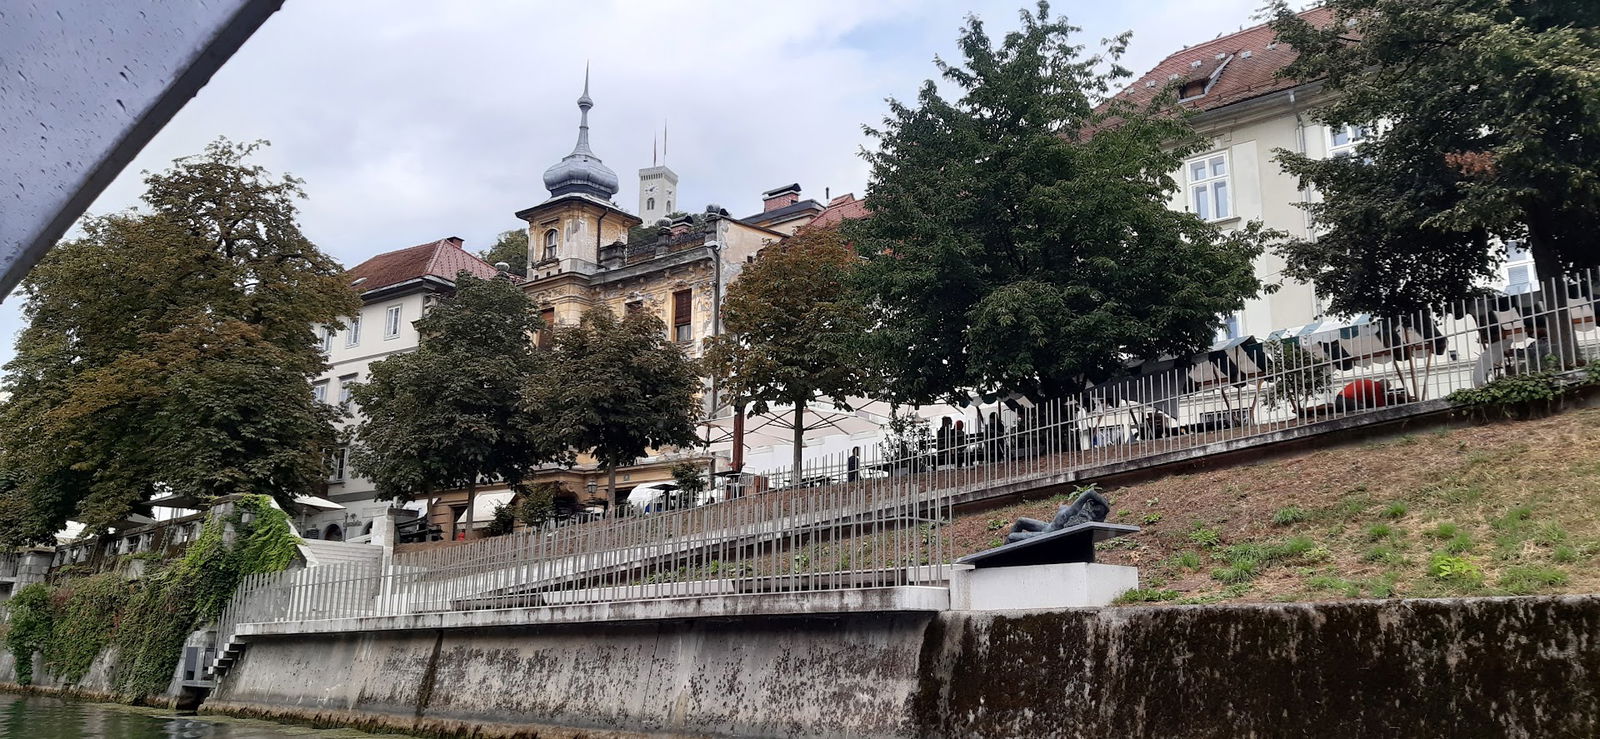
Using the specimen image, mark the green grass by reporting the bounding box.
[1363,544,1404,565]
[1271,506,1309,526]
[1426,522,1461,540]
[1381,502,1409,519]
[1444,534,1475,554]
[1171,551,1203,570]
[1498,565,1568,595]
[1114,588,1180,604]
[1366,523,1395,541]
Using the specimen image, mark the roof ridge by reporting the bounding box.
[1169,6,1325,56]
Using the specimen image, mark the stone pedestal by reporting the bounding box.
[949,562,1139,611]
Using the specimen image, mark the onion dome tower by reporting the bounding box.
[542,66,620,200]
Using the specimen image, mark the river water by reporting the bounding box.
[0,693,410,738]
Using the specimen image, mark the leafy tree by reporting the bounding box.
[1268,0,1600,316]
[670,461,708,509]
[349,272,548,538]
[848,2,1272,404]
[704,229,872,472]
[0,140,358,543]
[478,228,528,277]
[525,307,701,504]
[1261,339,1333,416]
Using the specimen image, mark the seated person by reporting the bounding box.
[1006,489,1112,544]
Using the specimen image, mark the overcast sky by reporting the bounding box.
[2,0,1282,364]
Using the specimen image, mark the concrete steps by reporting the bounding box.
[298,539,383,567]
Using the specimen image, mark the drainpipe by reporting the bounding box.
[707,220,724,478]
[595,209,608,266]
[1289,88,1323,318]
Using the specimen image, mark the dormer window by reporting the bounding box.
[1179,79,1208,100]
[543,229,559,261]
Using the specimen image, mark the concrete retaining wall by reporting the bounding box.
[207,595,1600,738]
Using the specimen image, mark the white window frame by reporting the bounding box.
[384,305,402,340]
[1186,152,1232,222]
[312,381,328,405]
[1326,123,1372,159]
[320,327,334,353]
[345,314,362,347]
[328,446,347,483]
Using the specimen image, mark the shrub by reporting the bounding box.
[1498,565,1568,595]
[1447,369,1570,417]
[1188,524,1222,549]
[1271,506,1308,526]
[4,583,53,685]
[1428,554,1484,588]
[45,572,130,684]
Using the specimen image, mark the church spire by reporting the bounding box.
[571,62,594,157]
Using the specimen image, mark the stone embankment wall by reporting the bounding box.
[205,595,1599,738]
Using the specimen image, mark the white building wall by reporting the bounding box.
[308,290,432,539]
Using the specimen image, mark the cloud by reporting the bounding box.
[0,0,1274,364]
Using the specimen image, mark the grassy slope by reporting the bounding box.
[948,406,1600,605]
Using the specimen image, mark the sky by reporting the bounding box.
[0,0,1279,364]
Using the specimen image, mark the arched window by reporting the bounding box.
[543,229,558,261]
[323,523,343,542]
[647,197,655,211]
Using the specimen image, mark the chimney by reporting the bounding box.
[445,236,464,247]
[669,215,695,237]
[762,183,802,213]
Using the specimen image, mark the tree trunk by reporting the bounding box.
[1526,221,1580,367]
[607,464,618,509]
[463,481,476,542]
[792,403,805,483]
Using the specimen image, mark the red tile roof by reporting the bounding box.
[344,237,501,294]
[803,193,870,231]
[1111,7,1333,114]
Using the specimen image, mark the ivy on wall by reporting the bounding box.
[1,494,299,701]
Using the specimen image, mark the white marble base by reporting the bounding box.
[949,562,1139,610]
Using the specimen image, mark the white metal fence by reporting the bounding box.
[218,268,1599,638]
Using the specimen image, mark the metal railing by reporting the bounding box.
[218,467,951,634]
[217,268,1599,638]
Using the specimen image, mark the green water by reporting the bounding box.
[0,693,411,738]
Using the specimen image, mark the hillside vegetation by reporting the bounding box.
[950,406,1600,605]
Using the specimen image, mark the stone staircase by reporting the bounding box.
[209,539,384,681]
[298,538,383,567]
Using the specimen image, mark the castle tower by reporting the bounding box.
[638,125,678,225]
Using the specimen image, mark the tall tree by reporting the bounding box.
[848,2,1272,404]
[1268,0,1600,316]
[349,272,548,539]
[525,307,701,505]
[0,140,358,543]
[478,229,529,277]
[704,229,872,472]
